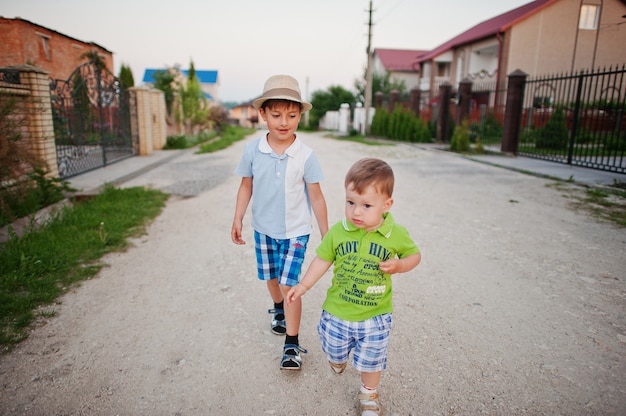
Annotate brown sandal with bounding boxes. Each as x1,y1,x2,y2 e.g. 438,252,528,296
358,392,382,415
329,361,347,374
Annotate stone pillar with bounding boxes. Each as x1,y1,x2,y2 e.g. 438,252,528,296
10,65,58,177
410,87,421,117
437,82,452,143
129,87,154,155
501,69,527,154
374,91,383,108
150,89,167,150
456,78,473,125
388,89,399,113
338,103,350,135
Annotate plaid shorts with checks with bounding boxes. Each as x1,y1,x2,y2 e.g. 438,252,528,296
317,310,393,373
254,231,309,287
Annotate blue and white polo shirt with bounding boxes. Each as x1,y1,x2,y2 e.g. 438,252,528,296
236,135,324,240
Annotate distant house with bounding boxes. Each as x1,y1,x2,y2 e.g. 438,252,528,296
142,68,220,103
416,0,626,97
0,17,114,80
372,48,426,92
228,100,257,128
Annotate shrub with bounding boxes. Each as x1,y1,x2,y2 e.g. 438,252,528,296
164,135,189,149
473,137,485,154
536,107,569,150
0,167,71,228
370,106,431,142
605,134,625,152
450,122,471,152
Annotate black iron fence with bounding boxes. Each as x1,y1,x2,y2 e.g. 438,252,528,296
519,65,625,173
407,65,626,173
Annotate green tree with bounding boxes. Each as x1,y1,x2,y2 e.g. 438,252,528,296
152,69,177,116
118,63,134,87
80,50,106,73
309,85,355,128
179,60,207,133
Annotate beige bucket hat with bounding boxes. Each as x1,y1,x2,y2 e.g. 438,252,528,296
252,75,312,112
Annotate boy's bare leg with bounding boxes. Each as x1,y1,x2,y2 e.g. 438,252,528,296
280,284,301,336
267,279,283,304
361,371,381,389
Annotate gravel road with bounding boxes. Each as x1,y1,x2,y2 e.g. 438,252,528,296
1,131,624,416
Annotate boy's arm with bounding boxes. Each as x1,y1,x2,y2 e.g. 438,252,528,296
286,256,332,305
306,182,329,237
231,177,253,245
378,252,421,275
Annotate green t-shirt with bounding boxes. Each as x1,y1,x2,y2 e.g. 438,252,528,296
317,212,420,322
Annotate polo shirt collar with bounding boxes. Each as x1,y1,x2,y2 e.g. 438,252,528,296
258,134,301,157
342,212,395,238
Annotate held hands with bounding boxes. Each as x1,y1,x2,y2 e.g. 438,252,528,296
286,283,308,305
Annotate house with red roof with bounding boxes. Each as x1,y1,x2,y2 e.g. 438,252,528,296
416,0,626,98
372,48,427,92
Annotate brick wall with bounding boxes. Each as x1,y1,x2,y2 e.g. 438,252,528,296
0,17,114,82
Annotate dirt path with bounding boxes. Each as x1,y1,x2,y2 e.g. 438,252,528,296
1,131,624,415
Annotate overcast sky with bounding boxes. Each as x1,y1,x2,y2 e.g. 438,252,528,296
3,0,531,103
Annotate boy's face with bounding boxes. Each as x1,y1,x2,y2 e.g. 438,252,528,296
259,102,302,143
345,182,393,232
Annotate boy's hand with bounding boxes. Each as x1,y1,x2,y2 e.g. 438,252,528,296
231,221,245,245
286,283,307,305
378,258,401,274
379,253,421,275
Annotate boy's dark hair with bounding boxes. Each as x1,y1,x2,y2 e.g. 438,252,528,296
261,99,303,113
345,158,394,197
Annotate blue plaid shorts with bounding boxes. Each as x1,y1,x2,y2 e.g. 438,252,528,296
317,310,393,373
254,231,309,287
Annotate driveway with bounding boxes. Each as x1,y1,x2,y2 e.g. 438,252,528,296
1,131,624,415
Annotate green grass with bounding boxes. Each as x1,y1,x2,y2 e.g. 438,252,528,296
0,185,168,351
196,125,254,153
325,133,395,146
548,182,626,227
163,130,218,150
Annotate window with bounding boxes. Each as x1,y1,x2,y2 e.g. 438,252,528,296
437,62,448,77
579,4,599,30
35,32,51,60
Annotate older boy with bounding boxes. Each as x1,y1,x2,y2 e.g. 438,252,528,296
231,75,328,370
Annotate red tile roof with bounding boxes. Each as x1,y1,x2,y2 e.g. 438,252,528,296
374,48,428,71
417,0,557,62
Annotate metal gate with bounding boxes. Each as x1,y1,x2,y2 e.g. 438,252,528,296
50,62,136,179
519,65,626,174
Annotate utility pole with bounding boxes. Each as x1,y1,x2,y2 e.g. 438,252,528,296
304,76,310,127
364,0,374,135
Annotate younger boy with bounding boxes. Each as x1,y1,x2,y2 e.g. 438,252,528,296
287,158,421,415
231,75,328,370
